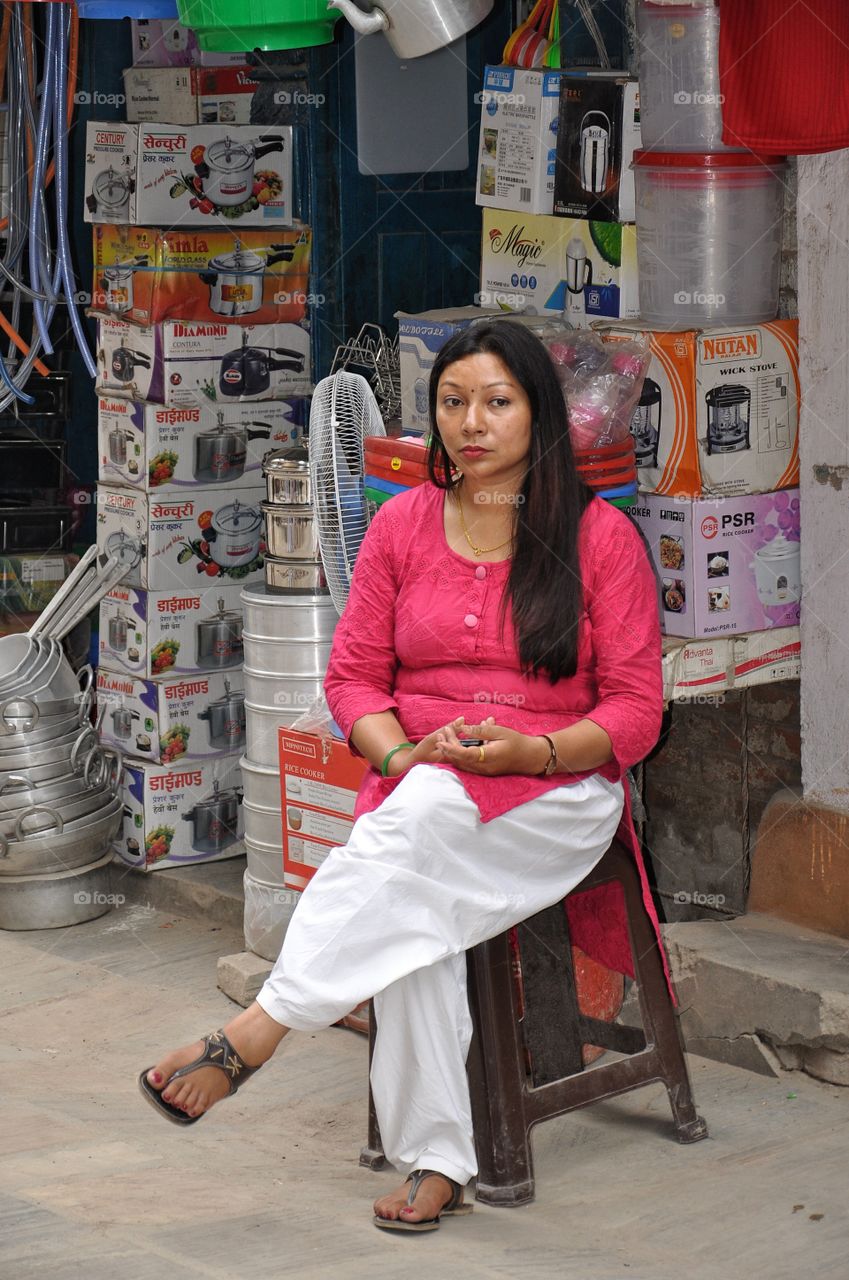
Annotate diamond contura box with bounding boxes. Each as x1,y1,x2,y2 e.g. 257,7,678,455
99,581,246,678
97,665,246,764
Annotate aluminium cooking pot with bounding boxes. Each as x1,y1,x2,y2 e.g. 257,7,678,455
261,503,319,561
328,0,493,59
193,421,272,484
206,499,263,569
87,167,134,218
199,243,296,317
219,344,305,398
195,135,285,208
109,346,151,384
182,779,243,853
195,597,244,670
198,679,246,749
262,445,310,505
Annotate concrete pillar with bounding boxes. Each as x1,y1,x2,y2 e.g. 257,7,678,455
797,152,849,811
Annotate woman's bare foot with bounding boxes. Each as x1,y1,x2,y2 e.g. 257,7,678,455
145,1002,288,1118
373,1173,460,1224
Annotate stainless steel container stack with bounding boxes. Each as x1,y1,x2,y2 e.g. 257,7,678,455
260,445,329,595
239,583,337,932
0,639,124,929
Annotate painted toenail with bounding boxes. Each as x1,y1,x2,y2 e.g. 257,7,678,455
150,1070,162,1083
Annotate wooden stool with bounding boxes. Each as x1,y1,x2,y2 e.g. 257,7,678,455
360,835,708,1205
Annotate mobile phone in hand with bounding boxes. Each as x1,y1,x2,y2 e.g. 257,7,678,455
458,737,485,747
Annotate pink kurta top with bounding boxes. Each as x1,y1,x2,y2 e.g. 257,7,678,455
324,483,669,986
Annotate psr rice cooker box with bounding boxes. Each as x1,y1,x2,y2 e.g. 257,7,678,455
99,582,245,678
97,395,305,491
627,489,801,639
96,484,266,591
97,666,246,765
116,752,245,872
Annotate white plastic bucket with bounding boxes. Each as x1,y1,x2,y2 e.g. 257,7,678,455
635,0,740,152
633,150,787,326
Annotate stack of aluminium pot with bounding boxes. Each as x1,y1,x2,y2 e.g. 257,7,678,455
239,568,336,959
0,635,123,930
260,445,327,594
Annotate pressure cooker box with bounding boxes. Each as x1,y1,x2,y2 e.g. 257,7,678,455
95,317,312,404
475,66,563,215
279,728,369,890
130,18,245,68
96,484,266,590
135,124,294,227
553,74,640,222
99,581,246,678
83,122,140,225
117,752,245,871
123,66,259,126
97,396,305,492
97,665,246,765
92,225,312,327
627,488,802,639
597,320,800,497
479,208,638,327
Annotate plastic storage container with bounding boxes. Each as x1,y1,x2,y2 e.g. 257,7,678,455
243,869,299,962
176,0,339,52
635,0,740,152
633,151,787,327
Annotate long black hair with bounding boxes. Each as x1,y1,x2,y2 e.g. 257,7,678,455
427,320,593,683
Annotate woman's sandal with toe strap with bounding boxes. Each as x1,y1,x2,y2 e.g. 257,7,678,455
373,1169,474,1233
138,1029,260,1126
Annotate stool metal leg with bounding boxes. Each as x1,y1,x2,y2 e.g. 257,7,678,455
466,927,536,1206
359,1004,386,1170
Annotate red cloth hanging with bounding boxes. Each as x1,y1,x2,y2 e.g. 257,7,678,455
719,0,849,154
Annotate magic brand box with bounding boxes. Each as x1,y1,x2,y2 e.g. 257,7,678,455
278,728,369,890
597,320,800,497
628,489,802,639
116,753,245,872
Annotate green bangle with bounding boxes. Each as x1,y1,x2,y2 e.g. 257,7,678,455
381,742,414,777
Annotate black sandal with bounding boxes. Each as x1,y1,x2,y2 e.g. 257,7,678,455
373,1169,474,1233
138,1029,260,1126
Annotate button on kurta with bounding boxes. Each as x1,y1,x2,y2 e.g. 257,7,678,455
464,614,478,628
475,566,487,580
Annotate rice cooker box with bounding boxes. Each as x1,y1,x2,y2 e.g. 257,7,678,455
134,124,294,228
99,581,245,678
96,484,266,591
130,17,245,68
475,66,562,215
97,666,246,765
479,208,638,326
84,122,139,225
97,396,305,492
279,728,369,891
196,67,261,125
95,317,311,405
553,74,640,222
123,66,259,126
396,306,503,433
117,753,245,872
627,488,801,639
597,320,800,498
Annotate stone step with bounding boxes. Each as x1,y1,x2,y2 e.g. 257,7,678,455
112,854,248,933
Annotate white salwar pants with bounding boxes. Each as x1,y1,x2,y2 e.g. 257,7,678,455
256,764,624,1187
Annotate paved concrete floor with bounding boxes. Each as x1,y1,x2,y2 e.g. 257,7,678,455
1,901,848,1280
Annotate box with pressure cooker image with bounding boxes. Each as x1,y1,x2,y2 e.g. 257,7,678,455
94,316,312,405
97,396,305,492
627,489,802,639
84,122,139,225
596,320,800,498
96,484,266,591
99,582,246,678
116,752,245,871
91,225,312,328
97,666,246,765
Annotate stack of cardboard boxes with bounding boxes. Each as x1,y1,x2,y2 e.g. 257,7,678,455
88,29,313,872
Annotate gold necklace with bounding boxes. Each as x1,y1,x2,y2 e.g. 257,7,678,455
456,488,515,558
